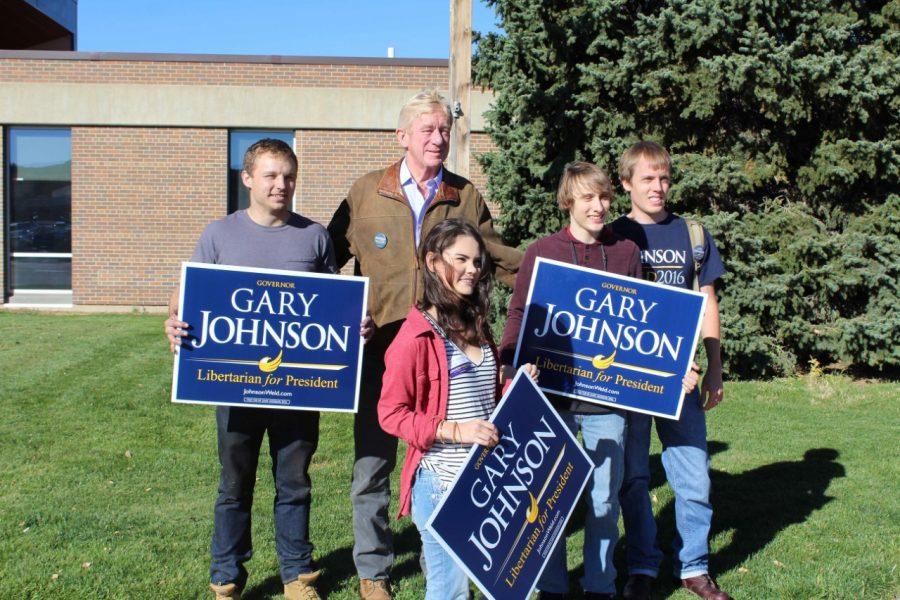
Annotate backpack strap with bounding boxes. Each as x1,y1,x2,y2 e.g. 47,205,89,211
685,219,705,291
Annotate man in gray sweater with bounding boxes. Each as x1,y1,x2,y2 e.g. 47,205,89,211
164,139,370,600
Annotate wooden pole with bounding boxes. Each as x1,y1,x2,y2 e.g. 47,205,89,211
449,0,472,177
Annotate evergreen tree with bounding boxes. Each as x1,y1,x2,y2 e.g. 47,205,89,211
475,0,899,376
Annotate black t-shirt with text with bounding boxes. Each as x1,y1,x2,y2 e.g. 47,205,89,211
610,213,725,290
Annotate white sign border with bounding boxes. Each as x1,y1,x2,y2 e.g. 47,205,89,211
170,261,369,414
512,257,708,421
424,368,595,600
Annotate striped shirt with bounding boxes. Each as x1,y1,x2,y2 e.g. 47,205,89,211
419,311,497,486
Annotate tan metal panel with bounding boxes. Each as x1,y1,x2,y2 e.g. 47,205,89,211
0,83,492,131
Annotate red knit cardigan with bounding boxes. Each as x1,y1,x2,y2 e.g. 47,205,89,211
377,306,503,518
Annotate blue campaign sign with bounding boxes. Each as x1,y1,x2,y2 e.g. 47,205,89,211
513,258,706,420
427,370,593,600
171,262,368,413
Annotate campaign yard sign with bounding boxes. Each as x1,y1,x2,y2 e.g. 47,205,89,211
427,369,593,600
513,258,706,420
171,262,368,413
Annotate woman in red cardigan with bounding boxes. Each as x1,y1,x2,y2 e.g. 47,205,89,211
378,219,537,600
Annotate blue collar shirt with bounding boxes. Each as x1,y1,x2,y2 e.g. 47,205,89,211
399,158,443,247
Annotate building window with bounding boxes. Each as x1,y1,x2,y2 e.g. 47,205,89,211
6,128,72,292
228,130,294,213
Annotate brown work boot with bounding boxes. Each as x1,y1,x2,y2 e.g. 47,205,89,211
209,582,242,600
359,578,392,600
284,570,323,600
681,574,732,600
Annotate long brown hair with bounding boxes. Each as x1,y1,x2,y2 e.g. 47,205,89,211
420,219,493,347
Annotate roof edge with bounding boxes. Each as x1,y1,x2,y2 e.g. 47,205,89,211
0,50,449,67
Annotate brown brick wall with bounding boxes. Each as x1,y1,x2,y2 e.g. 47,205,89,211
295,129,403,227
469,132,498,216
66,128,498,306
1,55,505,306
71,127,227,305
0,58,447,89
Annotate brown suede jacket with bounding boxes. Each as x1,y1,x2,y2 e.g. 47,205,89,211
328,159,522,350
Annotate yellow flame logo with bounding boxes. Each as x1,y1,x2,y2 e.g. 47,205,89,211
258,349,284,373
591,350,617,370
525,492,539,523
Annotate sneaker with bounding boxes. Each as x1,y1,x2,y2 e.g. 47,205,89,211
359,578,392,600
284,570,323,600
209,582,242,600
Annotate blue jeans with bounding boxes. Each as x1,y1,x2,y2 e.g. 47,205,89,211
411,467,470,600
210,406,319,587
620,390,711,579
538,411,626,595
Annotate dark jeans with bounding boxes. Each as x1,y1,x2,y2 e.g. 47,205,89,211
351,351,398,580
210,406,320,587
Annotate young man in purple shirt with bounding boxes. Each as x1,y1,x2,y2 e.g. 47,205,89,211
611,141,730,600
501,162,653,599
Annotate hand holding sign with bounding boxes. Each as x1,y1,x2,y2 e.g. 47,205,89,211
456,420,499,447
164,314,188,353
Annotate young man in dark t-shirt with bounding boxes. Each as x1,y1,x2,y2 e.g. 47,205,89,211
610,141,731,600
500,162,697,599
164,139,371,600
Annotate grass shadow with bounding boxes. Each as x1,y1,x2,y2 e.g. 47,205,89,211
706,446,844,575
242,520,422,599
242,575,282,600
380,520,425,583
616,441,845,598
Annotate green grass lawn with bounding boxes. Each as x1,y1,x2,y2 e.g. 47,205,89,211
0,312,897,599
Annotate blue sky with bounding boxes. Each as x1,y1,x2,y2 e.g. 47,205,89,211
77,0,502,58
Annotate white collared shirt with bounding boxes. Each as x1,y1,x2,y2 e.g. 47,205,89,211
399,158,443,246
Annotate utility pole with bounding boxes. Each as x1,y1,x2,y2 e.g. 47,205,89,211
448,0,471,177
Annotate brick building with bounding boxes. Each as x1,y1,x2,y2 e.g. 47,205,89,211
0,50,497,308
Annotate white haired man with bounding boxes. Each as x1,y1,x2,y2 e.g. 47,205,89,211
328,89,522,599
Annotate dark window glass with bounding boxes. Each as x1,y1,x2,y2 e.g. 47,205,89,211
8,129,71,253
10,256,71,290
228,131,294,213
7,128,72,291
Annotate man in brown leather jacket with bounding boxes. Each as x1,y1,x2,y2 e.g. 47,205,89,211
327,89,521,600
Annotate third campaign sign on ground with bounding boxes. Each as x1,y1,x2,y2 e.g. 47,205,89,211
513,258,706,419
427,370,593,600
